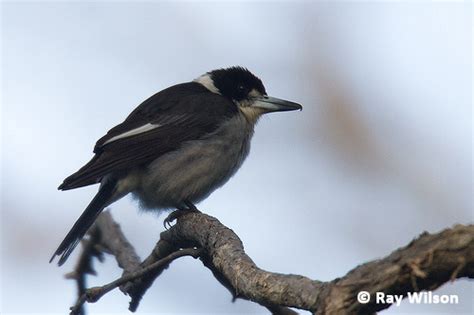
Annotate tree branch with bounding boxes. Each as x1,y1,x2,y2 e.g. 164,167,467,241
70,247,202,315
67,211,473,314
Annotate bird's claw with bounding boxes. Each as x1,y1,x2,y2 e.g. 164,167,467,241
163,205,200,230
163,211,182,229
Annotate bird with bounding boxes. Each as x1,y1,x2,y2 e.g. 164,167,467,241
50,66,302,266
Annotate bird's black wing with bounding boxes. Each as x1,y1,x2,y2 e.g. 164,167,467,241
59,82,237,190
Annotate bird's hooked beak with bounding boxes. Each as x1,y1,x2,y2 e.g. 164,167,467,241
251,95,303,112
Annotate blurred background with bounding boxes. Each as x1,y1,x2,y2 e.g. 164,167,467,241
1,1,472,314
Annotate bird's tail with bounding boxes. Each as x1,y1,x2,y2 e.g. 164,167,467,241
50,179,117,266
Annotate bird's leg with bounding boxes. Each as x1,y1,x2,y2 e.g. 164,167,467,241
184,200,200,212
163,200,200,229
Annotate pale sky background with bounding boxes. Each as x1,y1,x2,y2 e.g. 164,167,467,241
1,1,472,314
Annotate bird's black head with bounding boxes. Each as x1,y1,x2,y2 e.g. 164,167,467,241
208,66,267,102
194,66,302,121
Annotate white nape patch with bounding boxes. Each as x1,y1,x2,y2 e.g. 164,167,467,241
193,73,221,94
103,123,161,145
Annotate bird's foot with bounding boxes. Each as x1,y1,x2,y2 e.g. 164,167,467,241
163,201,200,229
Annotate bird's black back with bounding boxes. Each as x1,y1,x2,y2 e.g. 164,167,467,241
59,82,238,190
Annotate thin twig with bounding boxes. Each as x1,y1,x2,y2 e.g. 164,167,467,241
123,238,178,311
65,225,104,315
69,247,202,315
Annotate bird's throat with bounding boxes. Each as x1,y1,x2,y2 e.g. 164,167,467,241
239,106,264,124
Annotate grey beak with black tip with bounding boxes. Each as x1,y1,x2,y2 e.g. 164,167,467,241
251,95,303,112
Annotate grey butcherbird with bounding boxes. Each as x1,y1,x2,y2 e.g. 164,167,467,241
51,66,302,266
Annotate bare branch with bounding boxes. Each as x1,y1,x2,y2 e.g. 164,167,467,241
94,211,141,274
69,247,201,315
67,211,473,314
122,237,179,311
64,225,104,315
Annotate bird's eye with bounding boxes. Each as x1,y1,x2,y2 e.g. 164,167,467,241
238,85,246,91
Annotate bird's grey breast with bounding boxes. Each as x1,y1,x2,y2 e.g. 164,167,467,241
134,113,254,209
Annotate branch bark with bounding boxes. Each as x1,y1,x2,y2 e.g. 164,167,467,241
68,211,473,314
